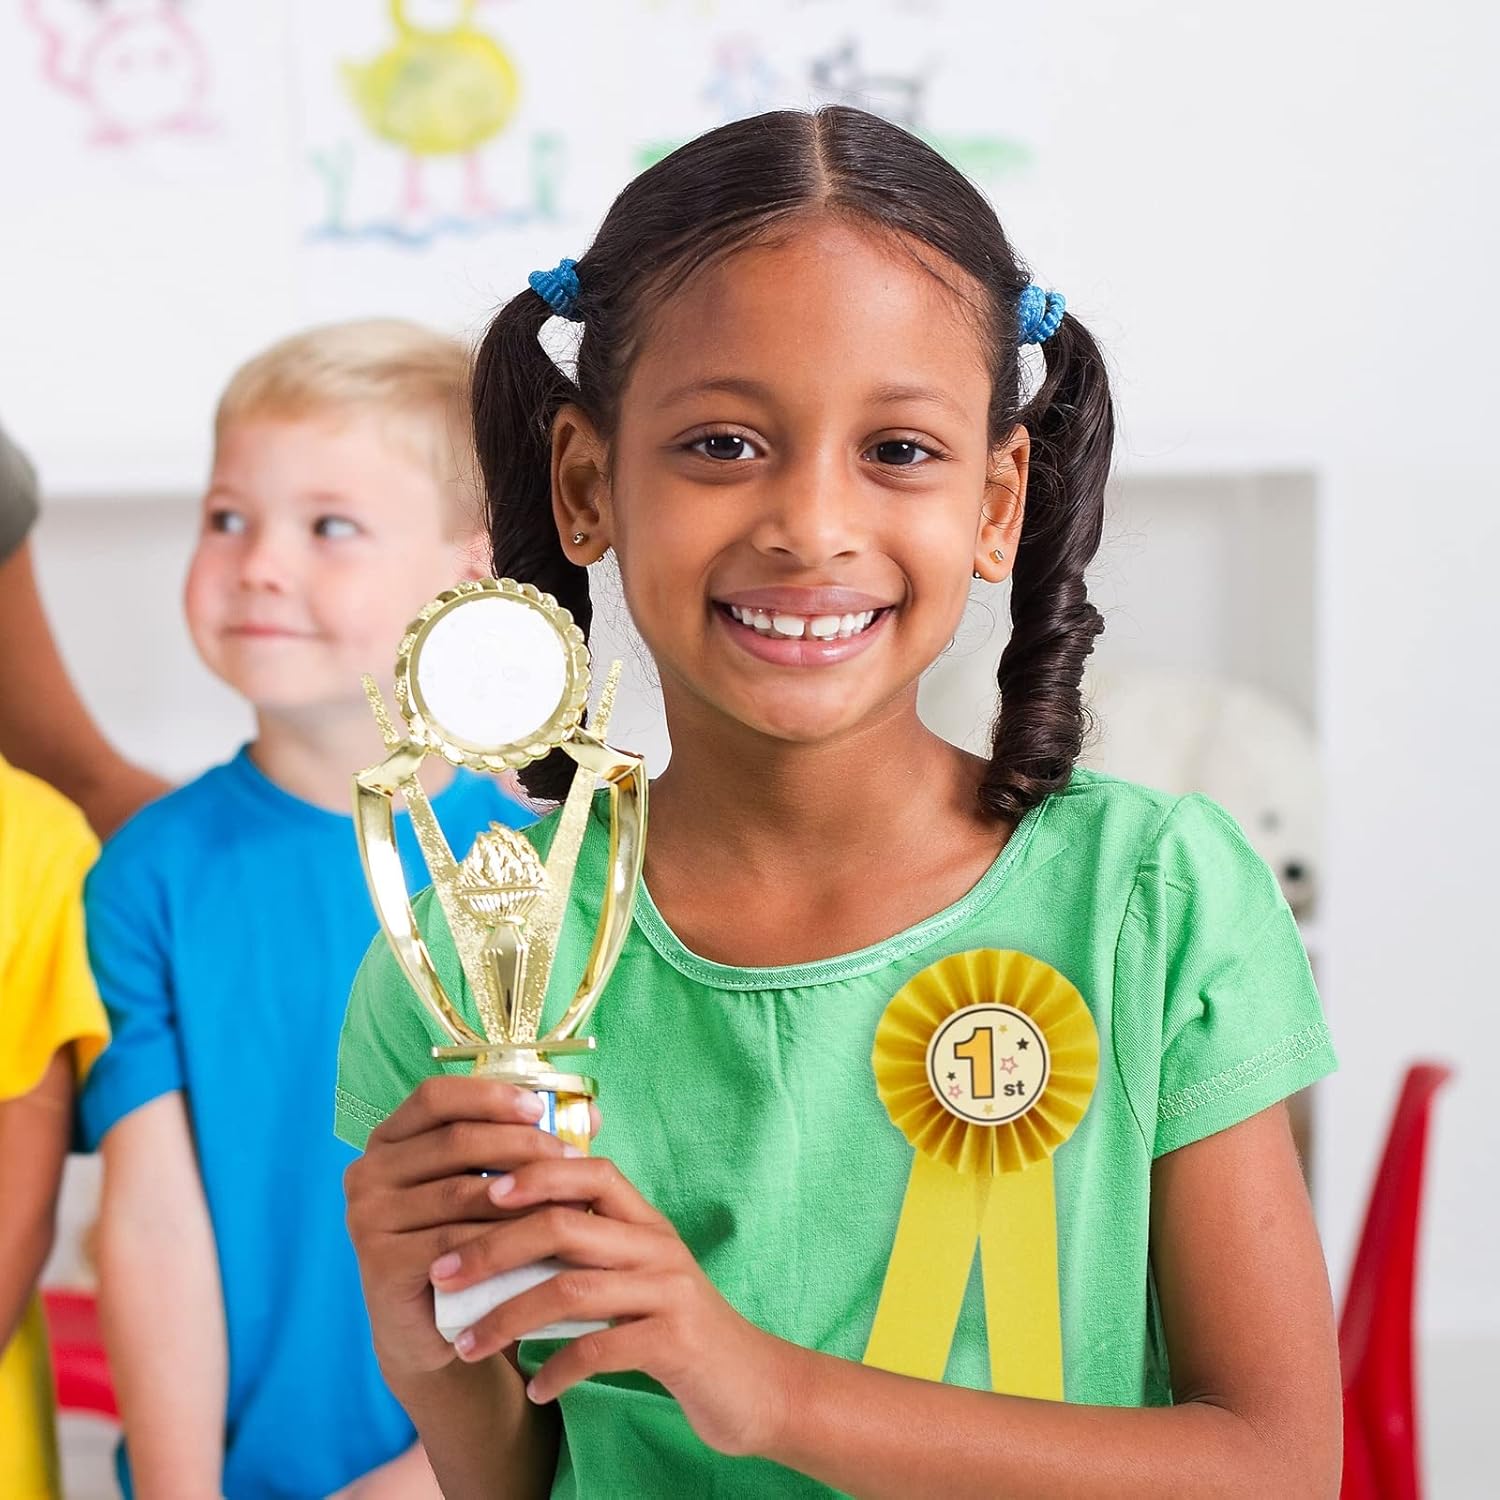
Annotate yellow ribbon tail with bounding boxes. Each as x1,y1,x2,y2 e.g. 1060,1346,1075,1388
864,1154,1064,1400
865,1153,983,1381
979,1159,1063,1400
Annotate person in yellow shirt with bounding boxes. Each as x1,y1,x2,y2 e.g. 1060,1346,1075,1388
0,753,109,1500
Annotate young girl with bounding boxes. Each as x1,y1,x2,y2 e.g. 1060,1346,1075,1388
336,106,1341,1498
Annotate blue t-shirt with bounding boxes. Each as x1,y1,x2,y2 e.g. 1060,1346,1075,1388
79,746,532,1500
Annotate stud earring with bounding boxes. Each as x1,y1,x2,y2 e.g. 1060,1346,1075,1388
972,569,983,580
571,532,587,546
992,548,1005,562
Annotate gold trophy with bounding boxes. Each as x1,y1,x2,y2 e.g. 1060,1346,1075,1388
353,577,647,1342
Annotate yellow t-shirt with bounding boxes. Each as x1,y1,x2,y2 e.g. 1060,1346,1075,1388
0,756,108,1500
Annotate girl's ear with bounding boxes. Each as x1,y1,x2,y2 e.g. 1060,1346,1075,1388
975,427,1029,581
551,403,612,566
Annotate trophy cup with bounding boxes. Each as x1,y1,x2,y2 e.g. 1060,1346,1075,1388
353,577,647,1342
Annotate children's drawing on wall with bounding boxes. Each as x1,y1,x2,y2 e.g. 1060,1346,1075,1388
20,0,215,147
302,1,566,250
634,2,1037,186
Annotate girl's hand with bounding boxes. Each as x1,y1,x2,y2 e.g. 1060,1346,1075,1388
430,1156,791,1458
343,1077,589,1385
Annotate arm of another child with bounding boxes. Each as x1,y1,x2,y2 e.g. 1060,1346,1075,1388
0,1051,73,1348
327,1440,442,1500
0,540,168,840
98,1092,229,1495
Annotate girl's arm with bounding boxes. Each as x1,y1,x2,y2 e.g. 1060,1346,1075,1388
0,1050,73,1348
98,1091,228,1495
444,1101,1343,1500
760,1102,1342,1498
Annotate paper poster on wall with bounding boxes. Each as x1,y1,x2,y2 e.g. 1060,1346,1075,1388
20,0,218,147
630,0,1038,188
297,1,574,251
292,0,1045,334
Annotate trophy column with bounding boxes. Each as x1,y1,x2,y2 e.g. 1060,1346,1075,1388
353,578,647,1343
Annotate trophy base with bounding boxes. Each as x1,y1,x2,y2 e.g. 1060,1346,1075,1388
434,1261,608,1343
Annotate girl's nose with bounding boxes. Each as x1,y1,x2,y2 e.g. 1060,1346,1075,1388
750,450,863,568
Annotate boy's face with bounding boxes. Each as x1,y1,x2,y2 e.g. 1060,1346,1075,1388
186,410,479,717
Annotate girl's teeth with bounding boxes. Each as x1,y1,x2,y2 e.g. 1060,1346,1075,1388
728,605,880,640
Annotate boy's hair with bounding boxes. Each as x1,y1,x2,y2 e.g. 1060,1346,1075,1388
216,319,478,529
472,107,1114,819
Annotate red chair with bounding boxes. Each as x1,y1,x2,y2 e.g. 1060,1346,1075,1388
1338,1063,1453,1500
40,1287,118,1420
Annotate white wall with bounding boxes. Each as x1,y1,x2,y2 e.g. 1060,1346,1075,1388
1026,0,1500,1344
17,2,1500,1353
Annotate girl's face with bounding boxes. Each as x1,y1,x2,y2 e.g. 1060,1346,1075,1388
557,217,1024,749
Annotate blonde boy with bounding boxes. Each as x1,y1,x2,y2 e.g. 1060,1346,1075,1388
78,322,529,1499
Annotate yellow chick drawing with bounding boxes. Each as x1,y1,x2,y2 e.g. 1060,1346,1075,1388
344,0,520,218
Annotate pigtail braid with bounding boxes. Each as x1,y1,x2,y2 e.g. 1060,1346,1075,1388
472,286,593,801
980,312,1114,821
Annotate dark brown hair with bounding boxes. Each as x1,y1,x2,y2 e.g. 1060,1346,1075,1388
473,106,1112,816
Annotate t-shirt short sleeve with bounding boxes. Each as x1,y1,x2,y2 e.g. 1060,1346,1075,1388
0,423,40,564
76,831,186,1147
0,760,108,1100
335,888,465,1150
1114,793,1336,1158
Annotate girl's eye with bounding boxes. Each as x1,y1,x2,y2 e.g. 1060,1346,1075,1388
207,508,246,535
867,439,936,467
690,433,761,462
314,515,360,539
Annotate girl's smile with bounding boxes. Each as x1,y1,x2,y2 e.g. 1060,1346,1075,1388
715,587,892,666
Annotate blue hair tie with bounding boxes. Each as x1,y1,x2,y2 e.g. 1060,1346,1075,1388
1018,284,1066,346
528,257,582,320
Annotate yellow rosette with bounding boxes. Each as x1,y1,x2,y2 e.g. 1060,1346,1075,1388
864,949,1098,1399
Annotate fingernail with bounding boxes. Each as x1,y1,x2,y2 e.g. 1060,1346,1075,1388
526,1378,543,1402
562,1144,584,1158
455,1328,477,1357
430,1253,461,1280
520,1092,545,1120
487,1174,515,1200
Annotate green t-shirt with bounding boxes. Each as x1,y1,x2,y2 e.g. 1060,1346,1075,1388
335,768,1335,1498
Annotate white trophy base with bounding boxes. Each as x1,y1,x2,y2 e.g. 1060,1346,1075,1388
434,1259,608,1343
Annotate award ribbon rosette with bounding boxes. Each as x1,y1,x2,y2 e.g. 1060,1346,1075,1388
864,949,1098,1399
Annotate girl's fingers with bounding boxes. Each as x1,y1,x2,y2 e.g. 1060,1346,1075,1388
371,1076,547,1145
364,1169,542,1233
489,1155,665,1227
452,1270,668,1364
387,1119,576,1188
523,1320,668,1404
371,1220,501,1288
430,1204,661,1292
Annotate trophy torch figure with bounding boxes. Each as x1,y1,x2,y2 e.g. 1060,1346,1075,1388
353,577,646,1342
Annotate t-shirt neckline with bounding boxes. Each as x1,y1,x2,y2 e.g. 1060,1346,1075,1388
631,794,1051,992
